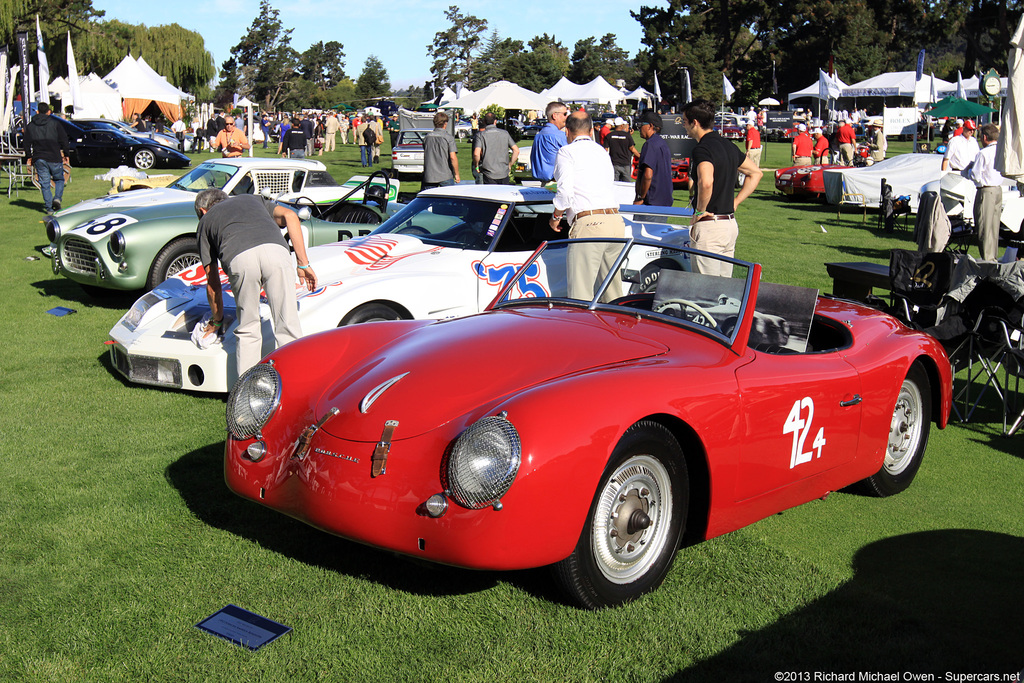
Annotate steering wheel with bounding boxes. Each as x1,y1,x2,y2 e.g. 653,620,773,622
654,298,718,329
321,169,392,215
397,225,429,236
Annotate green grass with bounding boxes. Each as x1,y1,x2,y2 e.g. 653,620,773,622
1,137,1022,682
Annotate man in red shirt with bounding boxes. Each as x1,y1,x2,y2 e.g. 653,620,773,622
837,119,857,165
744,120,762,167
812,128,830,164
792,124,814,166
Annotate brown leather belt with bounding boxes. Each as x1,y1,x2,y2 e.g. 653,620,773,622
573,208,618,222
696,213,735,223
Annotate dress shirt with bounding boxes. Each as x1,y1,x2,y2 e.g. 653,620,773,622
965,143,1002,187
530,123,567,182
944,134,980,171
552,135,615,223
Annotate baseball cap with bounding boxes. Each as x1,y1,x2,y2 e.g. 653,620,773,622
797,123,807,131
637,110,661,127
963,119,977,130
812,127,822,135
614,117,626,126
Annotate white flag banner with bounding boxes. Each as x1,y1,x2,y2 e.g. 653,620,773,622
930,72,937,104
723,74,736,100
67,32,80,116
36,16,49,104
653,71,662,102
3,65,20,131
684,69,692,103
818,69,841,100
956,70,965,99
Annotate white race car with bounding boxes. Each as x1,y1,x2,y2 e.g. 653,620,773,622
108,184,693,393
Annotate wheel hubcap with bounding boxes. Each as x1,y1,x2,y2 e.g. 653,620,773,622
166,254,201,278
592,455,672,584
886,380,922,474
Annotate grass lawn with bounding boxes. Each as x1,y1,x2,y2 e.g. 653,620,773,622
1,136,1021,682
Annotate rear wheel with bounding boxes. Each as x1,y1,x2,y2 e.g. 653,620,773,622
858,363,931,497
553,421,687,609
133,149,156,170
148,237,201,289
339,302,403,326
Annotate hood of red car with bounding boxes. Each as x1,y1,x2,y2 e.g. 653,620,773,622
314,307,669,441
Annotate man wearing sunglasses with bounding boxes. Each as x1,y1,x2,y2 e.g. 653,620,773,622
211,117,251,158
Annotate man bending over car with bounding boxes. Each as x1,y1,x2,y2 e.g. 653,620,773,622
194,190,318,375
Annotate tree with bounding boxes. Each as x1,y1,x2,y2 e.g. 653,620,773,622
354,55,390,102
300,40,346,91
569,34,631,84
474,30,509,87
225,0,299,112
2,0,103,47
426,5,488,89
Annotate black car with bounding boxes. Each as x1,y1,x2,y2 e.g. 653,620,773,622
522,118,548,139
55,118,190,170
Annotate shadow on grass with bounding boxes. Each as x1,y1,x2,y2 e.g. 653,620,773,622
668,530,1024,678
164,444,565,602
32,278,139,310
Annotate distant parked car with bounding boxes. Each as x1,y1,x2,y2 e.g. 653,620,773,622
55,118,190,170
775,163,849,198
455,118,473,140
74,118,181,150
822,154,944,210
713,113,745,139
391,129,429,179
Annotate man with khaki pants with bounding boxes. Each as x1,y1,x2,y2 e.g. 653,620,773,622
549,111,624,303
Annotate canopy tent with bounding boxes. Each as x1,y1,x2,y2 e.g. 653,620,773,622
540,76,585,102
104,55,183,122
48,73,121,119
843,71,954,101
574,76,624,105
434,86,458,106
937,75,1008,99
137,56,192,100
758,97,781,106
446,80,547,115
925,96,997,119
622,86,654,102
788,75,850,101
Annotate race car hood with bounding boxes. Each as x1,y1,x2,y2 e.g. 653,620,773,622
60,187,188,215
314,308,670,441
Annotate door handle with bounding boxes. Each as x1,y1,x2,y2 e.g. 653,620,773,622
840,394,862,407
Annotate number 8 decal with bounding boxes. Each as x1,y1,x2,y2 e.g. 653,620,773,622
784,397,826,469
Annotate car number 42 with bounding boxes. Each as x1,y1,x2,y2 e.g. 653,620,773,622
783,397,826,469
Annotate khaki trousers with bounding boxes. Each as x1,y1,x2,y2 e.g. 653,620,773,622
691,217,739,277
226,243,303,374
975,185,1002,261
567,214,625,302
746,148,762,167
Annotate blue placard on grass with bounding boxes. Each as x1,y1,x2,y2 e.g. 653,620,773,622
195,604,291,651
47,306,76,316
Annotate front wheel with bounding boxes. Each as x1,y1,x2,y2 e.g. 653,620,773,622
553,421,687,609
339,302,403,326
148,237,201,289
133,149,156,170
857,362,931,497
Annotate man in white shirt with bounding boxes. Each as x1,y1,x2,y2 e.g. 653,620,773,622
964,122,1002,260
942,120,980,171
549,111,624,302
170,117,187,153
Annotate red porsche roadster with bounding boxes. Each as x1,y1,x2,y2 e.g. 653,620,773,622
223,239,952,609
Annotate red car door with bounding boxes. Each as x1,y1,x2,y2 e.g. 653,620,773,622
732,352,864,501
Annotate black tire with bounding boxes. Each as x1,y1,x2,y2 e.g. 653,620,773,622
133,149,156,170
858,362,931,497
553,420,687,609
340,302,403,326
147,237,201,290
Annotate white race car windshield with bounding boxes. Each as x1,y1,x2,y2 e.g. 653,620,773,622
169,163,237,193
370,196,509,250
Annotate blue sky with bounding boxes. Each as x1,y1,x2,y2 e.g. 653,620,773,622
90,0,666,90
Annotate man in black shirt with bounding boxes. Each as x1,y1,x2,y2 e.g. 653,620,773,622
24,102,70,215
279,117,308,158
682,99,762,276
603,117,639,182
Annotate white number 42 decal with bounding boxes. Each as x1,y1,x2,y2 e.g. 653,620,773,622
784,397,826,469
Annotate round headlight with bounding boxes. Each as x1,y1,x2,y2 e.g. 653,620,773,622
446,415,521,509
45,217,60,243
110,230,126,258
226,363,281,439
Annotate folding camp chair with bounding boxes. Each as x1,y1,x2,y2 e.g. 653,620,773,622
878,179,910,233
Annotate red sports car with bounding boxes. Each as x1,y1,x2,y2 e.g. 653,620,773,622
632,156,690,186
223,240,952,609
775,163,848,197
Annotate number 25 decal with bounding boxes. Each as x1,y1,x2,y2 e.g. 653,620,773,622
783,397,826,469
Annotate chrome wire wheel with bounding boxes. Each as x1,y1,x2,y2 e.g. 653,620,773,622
886,377,924,476
134,149,156,169
590,454,673,584
166,253,202,278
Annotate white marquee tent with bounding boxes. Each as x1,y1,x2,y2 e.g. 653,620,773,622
48,73,121,119
540,76,624,105
788,75,851,102
446,80,547,115
936,74,1008,98
104,55,183,122
843,71,955,102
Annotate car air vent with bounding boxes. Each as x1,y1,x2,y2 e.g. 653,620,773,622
62,237,98,275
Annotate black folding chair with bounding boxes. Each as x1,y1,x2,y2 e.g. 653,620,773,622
878,178,910,233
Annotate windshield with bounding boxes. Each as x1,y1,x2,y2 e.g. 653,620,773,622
494,239,754,346
169,163,238,193
370,196,507,250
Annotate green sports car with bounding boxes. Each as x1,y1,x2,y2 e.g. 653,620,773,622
49,171,399,293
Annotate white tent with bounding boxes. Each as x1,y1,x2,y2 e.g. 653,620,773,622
104,55,183,121
77,73,122,119
622,86,654,102
789,75,850,101
541,76,585,102
137,56,193,100
436,86,458,105
843,71,955,102
936,75,1008,98
446,80,547,115
574,76,624,105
